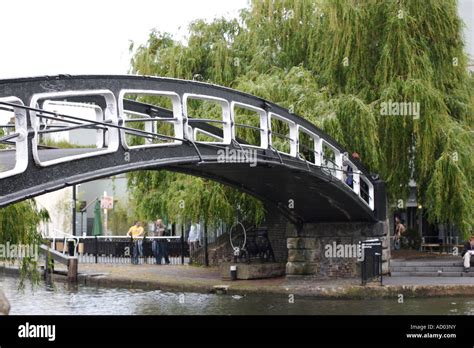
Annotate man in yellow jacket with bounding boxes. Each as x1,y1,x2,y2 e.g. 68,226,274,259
127,221,144,264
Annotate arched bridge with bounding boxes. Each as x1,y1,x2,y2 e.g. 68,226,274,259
0,75,386,225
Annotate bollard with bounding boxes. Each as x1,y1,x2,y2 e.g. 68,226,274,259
230,265,237,281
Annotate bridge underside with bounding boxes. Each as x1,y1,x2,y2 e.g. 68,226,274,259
0,142,384,224
166,161,377,223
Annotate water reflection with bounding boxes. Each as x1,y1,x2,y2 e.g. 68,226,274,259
1,276,473,315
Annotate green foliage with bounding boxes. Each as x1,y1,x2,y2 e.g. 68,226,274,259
329,95,380,171
108,201,135,235
425,121,474,233
0,127,5,150
130,19,242,85
38,139,92,149
128,170,265,228
235,66,330,126
129,0,473,238
0,201,45,248
0,200,50,287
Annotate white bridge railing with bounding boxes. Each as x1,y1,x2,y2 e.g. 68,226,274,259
0,86,374,210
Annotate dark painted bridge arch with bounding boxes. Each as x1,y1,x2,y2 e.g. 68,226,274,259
0,75,386,224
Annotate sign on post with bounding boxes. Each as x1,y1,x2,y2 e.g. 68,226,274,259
100,196,114,209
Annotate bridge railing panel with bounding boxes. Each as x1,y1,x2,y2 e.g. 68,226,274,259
42,100,107,148
118,90,183,149
268,112,297,156
183,94,231,144
0,97,28,179
343,159,362,196
29,90,119,167
359,175,375,210
321,140,343,181
230,102,268,149
296,125,321,165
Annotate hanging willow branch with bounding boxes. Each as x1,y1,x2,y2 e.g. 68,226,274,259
128,0,473,237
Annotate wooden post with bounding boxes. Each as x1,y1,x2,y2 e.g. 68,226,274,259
67,258,78,282
39,245,77,283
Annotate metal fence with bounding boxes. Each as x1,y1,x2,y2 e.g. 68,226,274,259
45,235,190,265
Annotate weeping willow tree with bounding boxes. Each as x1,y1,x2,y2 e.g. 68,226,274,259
130,0,473,238
310,0,473,234
0,200,49,286
1,124,50,285
128,170,265,228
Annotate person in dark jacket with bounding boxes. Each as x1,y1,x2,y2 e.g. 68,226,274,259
461,236,474,273
154,219,170,265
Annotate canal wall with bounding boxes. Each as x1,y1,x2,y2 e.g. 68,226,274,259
192,203,391,280
286,221,391,278
265,204,391,279
0,288,10,315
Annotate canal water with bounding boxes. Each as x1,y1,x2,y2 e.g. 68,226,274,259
1,275,473,315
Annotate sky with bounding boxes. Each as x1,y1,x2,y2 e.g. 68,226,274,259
0,0,472,79
459,0,474,62
0,0,248,79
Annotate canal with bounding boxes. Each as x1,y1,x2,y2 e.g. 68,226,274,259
1,275,473,315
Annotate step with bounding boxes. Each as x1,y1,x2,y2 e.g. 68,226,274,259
391,266,465,272
391,271,474,277
390,260,463,267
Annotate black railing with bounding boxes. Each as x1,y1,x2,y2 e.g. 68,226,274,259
45,236,189,265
